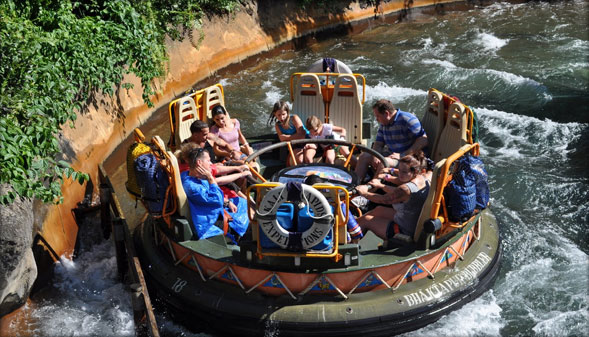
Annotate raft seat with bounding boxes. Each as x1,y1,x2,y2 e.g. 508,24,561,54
166,149,197,241
204,84,227,121
292,74,325,126
328,74,362,144
413,158,447,244
421,89,445,157
432,102,468,162
176,95,199,145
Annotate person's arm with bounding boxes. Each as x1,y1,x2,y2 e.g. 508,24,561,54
292,115,308,139
215,170,251,186
275,123,293,142
235,119,248,148
402,134,428,157
355,184,410,205
215,164,248,175
372,140,385,153
184,176,224,207
332,125,347,138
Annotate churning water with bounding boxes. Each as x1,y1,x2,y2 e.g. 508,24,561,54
13,1,588,336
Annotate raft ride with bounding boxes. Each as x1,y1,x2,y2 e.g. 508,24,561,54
130,60,502,336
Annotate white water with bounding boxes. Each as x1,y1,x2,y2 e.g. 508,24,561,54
20,1,589,336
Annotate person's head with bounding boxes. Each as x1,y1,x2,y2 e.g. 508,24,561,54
397,151,427,183
188,147,212,172
211,105,229,128
179,142,199,163
302,174,325,186
306,116,323,136
268,101,290,125
189,120,209,143
372,99,396,125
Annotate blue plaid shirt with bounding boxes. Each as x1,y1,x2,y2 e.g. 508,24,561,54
375,109,425,154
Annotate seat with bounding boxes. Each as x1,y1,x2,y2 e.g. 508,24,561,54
204,85,226,121
175,95,199,145
292,74,325,125
328,74,363,144
167,150,189,218
412,159,446,243
432,102,468,162
421,89,445,157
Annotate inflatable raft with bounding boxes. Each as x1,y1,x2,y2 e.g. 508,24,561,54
131,60,502,336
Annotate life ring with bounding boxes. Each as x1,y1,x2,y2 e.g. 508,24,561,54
306,58,353,74
257,184,334,250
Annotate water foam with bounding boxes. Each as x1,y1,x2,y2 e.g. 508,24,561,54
475,107,585,160
421,59,457,69
364,82,426,103
218,78,231,87
25,240,134,336
402,291,504,337
474,31,508,52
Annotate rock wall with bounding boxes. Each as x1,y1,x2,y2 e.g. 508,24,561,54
0,0,465,318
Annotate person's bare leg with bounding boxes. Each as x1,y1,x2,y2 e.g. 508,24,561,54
356,206,396,240
303,144,317,163
325,149,336,164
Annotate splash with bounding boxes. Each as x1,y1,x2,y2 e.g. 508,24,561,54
365,82,426,103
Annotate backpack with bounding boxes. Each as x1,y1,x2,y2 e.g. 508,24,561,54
126,142,173,215
445,154,490,222
125,142,153,198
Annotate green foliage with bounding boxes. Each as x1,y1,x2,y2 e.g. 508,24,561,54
0,0,239,204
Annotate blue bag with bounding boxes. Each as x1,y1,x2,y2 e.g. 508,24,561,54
134,153,171,214
446,156,477,222
466,155,490,210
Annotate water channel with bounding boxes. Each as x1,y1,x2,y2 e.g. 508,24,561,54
9,1,588,336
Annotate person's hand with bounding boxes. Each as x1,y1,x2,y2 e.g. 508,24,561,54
368,179,384,190
388,152,401,160
355,184,370,196
241,170,252,178
228,200,237,213
196,164,214,182
239,164,249,172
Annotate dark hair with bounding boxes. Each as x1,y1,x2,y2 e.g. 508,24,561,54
211,105,227,117
372,99,395,115
302,174,324,185
189,119,208,134
267,101,290,126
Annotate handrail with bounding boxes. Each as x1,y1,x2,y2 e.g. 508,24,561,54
245,139,388,173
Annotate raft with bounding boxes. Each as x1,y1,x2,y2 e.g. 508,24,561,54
131,59,502,336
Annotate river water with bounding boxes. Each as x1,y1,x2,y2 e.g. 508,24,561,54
9,1,588,336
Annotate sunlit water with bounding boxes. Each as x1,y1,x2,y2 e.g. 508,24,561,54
15,1,588,336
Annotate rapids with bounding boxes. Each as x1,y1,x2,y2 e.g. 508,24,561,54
13,1,588,336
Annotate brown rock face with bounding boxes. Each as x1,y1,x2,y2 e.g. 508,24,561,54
0,184,37,317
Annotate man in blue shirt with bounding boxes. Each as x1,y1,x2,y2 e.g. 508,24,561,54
181,148,249,240
355,99,427,182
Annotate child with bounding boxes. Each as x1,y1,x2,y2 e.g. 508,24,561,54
305,115,351,165
267,101,310,166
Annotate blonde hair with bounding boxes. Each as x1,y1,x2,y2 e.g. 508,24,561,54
179,142,199,163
